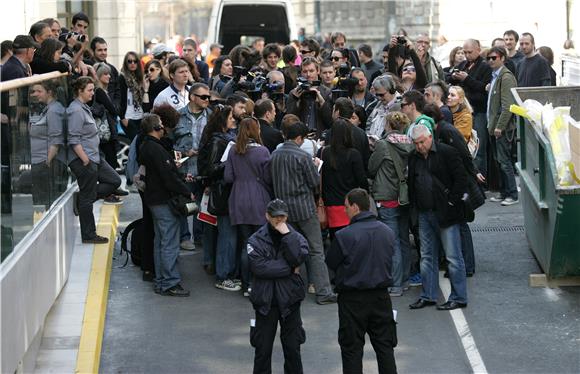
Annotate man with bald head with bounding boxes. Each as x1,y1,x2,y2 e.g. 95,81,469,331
266,70,288,129
448,38,491,178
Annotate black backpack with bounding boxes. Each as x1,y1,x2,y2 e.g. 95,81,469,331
120,218,144,267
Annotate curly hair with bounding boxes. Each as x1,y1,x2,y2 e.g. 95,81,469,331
386,111,411,132
151,103,181,129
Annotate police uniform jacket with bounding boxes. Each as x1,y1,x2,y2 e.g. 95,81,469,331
326,211,395,292
247,224,309,317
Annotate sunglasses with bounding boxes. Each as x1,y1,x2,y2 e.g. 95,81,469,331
148,67,158,72
194,94,211,101
330,57,342,61
402,66,416,72
300,49,312,54
486,55,499,61
375,92,387,97
127,59,138,64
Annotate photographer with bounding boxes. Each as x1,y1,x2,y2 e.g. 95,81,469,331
139,113,193,297
265,70,288,129
287,57,333,138
388,35,427,92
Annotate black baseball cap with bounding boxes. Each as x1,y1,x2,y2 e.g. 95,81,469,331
267,199,289,217
13,35,40,49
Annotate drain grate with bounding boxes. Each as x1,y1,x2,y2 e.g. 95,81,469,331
470,225,525,233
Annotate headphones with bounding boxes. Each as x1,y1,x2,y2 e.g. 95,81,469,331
385,76,397,95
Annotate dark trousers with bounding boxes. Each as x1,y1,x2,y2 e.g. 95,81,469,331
69,158,121,239
138,190,155,273
99,140,118,170
125,119,141,141
252,305,305,374
338,290,398,374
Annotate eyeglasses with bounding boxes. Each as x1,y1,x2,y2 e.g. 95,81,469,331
330,57,342,61
375,92,387,97
148,67,157,72
127,59,138,64
486,55,499,61
194,94,211,101
402,66,416,72
300,49,312,54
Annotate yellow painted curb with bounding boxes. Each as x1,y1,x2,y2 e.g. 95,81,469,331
75,204,120,374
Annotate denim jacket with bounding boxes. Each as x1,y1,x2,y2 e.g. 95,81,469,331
174,106,212,176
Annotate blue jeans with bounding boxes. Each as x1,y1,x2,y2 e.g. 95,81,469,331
418,211,467,304
149,204,182,291
473,112,489,177
459,223,475,274
377,206,410,292
493,133,518,200
216,215,237,281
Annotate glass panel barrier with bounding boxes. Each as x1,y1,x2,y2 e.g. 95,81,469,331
1,73,72,261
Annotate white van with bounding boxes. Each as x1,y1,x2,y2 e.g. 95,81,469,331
206,0,297,53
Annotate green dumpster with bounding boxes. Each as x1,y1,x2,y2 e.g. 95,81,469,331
512,86,580,279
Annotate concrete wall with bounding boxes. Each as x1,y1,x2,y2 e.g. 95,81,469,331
0,188,77,374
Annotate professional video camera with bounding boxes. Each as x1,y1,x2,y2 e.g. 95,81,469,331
296,77,321,99
263,81,285,102
331,63,358,101
231,66,269,100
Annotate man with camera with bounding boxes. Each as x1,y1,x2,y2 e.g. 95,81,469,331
139,113,195,297
265,70,288,129
287,57,333,138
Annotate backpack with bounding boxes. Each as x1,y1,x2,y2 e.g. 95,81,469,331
120,218,144,267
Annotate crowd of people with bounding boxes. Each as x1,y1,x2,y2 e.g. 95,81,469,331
1,11,569,373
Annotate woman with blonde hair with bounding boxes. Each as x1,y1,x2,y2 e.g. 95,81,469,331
92,62,119,168
447,85,473,143
224,116,272,295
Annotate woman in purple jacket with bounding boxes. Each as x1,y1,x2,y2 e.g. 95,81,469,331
224,117,272,295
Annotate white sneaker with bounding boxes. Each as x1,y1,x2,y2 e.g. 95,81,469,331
215,279,241,292
501,197,519,206
489,195,504,202
307,284,316,294
180,240,195,251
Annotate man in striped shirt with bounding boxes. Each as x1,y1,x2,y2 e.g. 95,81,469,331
270,121,337,305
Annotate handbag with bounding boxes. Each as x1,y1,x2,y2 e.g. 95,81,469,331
384,140,409,206
466,174,485,210
208,181,231,216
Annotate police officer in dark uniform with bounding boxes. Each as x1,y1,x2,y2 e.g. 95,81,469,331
326,188,398,374
247,199,310,374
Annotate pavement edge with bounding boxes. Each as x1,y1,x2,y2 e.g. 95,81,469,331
75,204,120,374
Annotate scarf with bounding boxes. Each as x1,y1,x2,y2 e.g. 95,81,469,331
124,72,143,109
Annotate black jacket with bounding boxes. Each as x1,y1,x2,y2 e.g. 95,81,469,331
259,118,284,153
139,135,190,206
197,131,233,184
30,55,70,75
142,78,169,113
449,57,492,114
326,211,394,292
408,141,468,228
321,147,368,206
435,120,477,177
248,224,309,317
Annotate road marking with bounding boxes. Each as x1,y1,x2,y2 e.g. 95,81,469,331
439,272,488,374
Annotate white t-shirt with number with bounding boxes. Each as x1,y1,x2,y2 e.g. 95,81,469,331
153,84,190,110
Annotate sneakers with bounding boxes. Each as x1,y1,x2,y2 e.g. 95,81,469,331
155,284,190,297
489,195,505,202
307,284,316,294
103,195,123,205
389,287,403,297
215,279,241,292
233,279,242,286
409,273,422,287
316,293,337,305
82,235,109,244
501,197,519,206
180,240,195,251
113,188,129,196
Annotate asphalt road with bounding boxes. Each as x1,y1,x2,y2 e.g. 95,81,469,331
100,192,580,374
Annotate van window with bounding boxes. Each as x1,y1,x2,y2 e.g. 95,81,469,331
219,4,290,53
